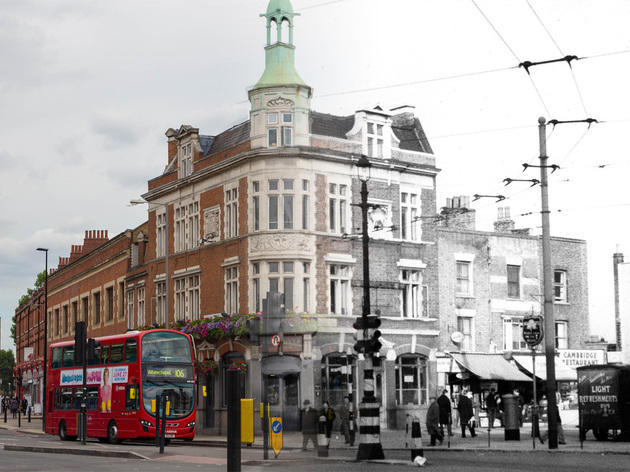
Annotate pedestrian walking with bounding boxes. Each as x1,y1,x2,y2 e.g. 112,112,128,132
458,390,477,438
437,389,453,436
11,397,18,419
426,396,443,446
540,404,566,445
320,401,336,443
347,409,356,446
338,396,352,444
485,388,498,429
301,399,318,450
452,393,460,428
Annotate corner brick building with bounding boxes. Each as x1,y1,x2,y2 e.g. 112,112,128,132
14,0,591,431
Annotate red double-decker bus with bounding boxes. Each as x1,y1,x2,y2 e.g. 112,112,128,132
45,329,196,443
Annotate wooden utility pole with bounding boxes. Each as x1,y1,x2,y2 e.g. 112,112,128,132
539,116,558,449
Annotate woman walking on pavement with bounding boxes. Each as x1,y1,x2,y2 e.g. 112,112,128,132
320,401,336,445
426,396,443,446
437,389,453,436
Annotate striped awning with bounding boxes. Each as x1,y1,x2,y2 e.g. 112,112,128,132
449,353,531,382
512,354,577,382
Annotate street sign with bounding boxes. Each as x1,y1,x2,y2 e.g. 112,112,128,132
271,334,281,347
270,417,283,457
522,315,544,347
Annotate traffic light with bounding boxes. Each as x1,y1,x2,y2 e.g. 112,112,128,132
74,321,87,365
353,315,382,354
87,338,101,363
262,291,285,335
246,317,261,345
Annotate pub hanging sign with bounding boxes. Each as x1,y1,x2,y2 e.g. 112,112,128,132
522,315,544,347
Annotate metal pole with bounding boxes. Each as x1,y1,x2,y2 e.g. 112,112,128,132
531,348,537,450
81,335,87,445
227,370,241,472
539,116,558,449
356,178,384,461
42,250,48,432
164,203,169,329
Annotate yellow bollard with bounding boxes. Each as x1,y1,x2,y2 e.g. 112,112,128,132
241,399,254,445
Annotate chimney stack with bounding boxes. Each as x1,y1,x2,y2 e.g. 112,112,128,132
493,207,516,233
439,196,476,230
83,229,109,254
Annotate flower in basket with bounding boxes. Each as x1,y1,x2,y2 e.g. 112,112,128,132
228,359,248,373
195,359,217,376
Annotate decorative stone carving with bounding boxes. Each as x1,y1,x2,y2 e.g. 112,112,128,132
250,233,312,253
267,97,295,107
368,204,393,240
203,206,221,242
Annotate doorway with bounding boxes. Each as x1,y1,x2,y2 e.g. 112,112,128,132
264,374,300,431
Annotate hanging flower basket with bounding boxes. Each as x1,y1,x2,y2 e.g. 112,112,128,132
195,359,217,376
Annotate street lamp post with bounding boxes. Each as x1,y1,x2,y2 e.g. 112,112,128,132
36,247,48,432
130,199,170,328
354,155,385,460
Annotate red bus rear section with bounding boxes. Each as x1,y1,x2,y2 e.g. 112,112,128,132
45,329,196,443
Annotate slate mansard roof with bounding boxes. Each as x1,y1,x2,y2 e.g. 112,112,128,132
199,110,433,158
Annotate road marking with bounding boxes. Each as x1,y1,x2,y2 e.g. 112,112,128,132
154,455,227,465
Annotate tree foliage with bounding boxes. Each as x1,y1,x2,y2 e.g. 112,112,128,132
12,270,47,343
0,349,16,394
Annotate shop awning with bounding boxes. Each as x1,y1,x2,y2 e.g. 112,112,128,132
449,353,531,382
512,354,576,382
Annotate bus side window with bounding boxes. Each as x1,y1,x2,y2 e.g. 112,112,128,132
110,343,124,364
51,347,62,369
101,345,110,365
73,388,83,410
62,346,75,368
125,385,139,410
54,388,61,410
125,339,137,363
61,388,73,410
88,346,101,366
86,387,99,411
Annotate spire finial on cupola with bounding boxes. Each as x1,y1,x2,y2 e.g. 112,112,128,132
253,0,309,90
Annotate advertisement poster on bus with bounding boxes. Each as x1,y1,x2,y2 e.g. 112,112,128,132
60,366,128,386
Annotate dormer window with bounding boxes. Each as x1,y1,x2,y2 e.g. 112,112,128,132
179,143,193,177
267,111,293,148
367,122,384,158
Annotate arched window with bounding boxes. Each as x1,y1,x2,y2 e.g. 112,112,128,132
280,18,290,44
320,353,356,406
395,354,428,406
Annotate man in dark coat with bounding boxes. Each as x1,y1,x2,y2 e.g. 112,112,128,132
485,388,498,429
437,389,453,436
458,391,477,438
426,397,443,446
301,399,318,450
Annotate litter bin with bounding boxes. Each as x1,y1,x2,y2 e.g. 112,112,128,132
502,394,520,440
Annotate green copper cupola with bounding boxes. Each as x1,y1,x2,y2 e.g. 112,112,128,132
249,0,312,149
253,0,308,89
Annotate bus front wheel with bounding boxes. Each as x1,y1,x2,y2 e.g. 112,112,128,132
107,420,121,444
58,421,75,441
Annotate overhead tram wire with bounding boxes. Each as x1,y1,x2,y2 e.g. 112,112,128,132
314,65,518,99
301,0,349,10
470,0,551,116
525,0,589,115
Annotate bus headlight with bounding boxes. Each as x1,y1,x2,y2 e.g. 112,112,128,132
140,419,154,432
186,421,195,428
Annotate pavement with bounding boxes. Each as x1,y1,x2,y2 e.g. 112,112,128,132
1,414,629,465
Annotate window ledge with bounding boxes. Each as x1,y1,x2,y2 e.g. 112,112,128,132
382,316,438,322
455,294,474,299
554,301,570,305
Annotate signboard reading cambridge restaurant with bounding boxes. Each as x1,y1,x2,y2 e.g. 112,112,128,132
558,349,606,369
